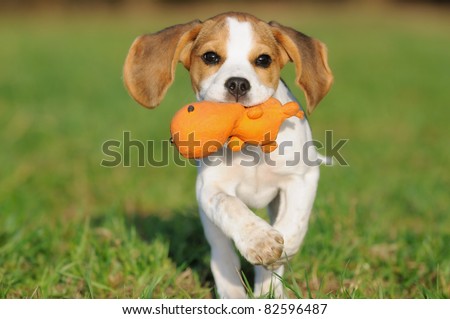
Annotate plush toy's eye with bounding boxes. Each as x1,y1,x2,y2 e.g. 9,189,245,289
187,105,195,112
255,54,272,68
202,52,221,65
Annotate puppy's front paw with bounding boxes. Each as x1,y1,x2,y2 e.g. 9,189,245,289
237,223,284,268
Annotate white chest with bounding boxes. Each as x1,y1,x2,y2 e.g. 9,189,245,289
196,82,317,209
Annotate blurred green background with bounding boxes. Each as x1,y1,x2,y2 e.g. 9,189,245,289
0,0,449,298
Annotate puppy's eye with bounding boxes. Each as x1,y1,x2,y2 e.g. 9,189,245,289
255,54,272,68
202,52,221,65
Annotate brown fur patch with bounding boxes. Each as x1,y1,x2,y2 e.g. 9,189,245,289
270,21,333,114
188,18,229,94
123,20,202,108
248,20,285,91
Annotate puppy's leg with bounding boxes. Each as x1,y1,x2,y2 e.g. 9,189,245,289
254,265,285,298
254,166,320,297
273,167,320,264
253,194,285,298
203,192,284,267
199,209,246,298
199,189,284,297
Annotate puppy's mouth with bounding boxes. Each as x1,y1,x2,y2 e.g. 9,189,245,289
198,90,272,108
236,97,254,108
221,95,267,108
238,99,271,109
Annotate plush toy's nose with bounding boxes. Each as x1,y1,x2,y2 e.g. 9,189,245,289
225,77,251,102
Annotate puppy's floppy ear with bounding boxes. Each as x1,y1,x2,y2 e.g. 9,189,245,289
123,20,202,108
270,21,333,114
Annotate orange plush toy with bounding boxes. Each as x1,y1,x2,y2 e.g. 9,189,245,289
170,97,304,159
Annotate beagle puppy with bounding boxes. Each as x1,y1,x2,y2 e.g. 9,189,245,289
124,12,333,298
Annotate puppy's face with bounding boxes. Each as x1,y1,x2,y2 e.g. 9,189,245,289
124,12,333,114
188,15,286,106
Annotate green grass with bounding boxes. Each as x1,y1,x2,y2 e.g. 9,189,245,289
0,4,449,298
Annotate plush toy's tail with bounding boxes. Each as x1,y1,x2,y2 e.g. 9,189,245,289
283,101,304,119
296,110,304,119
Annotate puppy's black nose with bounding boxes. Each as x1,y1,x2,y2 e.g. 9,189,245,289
225,77,251,101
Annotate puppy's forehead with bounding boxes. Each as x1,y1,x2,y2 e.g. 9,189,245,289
195,13,277,55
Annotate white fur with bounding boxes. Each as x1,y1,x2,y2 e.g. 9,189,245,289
197,18,275,106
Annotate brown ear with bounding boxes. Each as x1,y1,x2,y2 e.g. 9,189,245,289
123,20,202,108
270,21,333,114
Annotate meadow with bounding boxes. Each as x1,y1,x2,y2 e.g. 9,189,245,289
0,4,449,298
